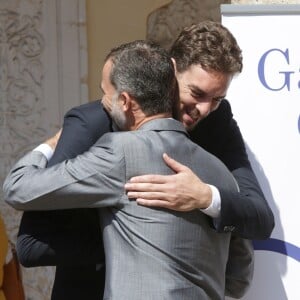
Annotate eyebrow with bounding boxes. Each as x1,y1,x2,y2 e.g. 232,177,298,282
188,84,204,97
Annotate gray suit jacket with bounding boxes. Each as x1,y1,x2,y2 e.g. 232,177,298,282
4,118,239,299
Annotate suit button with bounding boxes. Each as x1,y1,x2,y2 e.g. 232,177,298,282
224,225,235,232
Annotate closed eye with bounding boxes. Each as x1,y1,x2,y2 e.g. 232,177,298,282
212,97,225,103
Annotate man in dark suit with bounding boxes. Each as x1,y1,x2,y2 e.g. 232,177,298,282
16,21,273,299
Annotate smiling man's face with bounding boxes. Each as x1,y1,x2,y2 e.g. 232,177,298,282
176,64,232,131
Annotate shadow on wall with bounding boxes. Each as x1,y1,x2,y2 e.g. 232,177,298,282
244,144,288,300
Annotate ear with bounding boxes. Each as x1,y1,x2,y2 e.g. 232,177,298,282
119,91,132,112
171,57,177,73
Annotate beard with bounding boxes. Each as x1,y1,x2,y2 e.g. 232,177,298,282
111,94,127,131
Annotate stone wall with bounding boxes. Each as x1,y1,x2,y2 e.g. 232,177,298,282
0,0,88,299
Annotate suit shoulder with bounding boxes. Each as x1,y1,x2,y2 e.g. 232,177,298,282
210,99,232,122
65,100,103,118
96,131,143,153
64,100,112,131
99,131,135,143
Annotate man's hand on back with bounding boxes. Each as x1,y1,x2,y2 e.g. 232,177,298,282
125,153,212,211
45,129,62,151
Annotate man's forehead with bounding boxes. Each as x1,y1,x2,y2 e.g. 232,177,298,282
182,67,230,93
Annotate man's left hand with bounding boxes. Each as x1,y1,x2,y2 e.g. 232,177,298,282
125,153,212,211
45,129,62,150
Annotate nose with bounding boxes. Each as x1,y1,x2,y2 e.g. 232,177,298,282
195,99,221,116
195,102,212,118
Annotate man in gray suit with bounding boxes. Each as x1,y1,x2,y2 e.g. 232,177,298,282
4,40,239,299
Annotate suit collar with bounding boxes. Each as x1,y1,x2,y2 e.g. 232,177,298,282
137,118,188,136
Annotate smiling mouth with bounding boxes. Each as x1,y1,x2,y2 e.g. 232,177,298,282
186,108,200,121
182,114,197,128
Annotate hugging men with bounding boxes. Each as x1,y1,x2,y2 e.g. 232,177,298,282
5,21,274,299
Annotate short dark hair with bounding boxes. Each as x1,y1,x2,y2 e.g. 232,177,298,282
170,21,243,74
105,40,178,116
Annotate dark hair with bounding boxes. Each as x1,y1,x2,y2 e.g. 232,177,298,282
170,21,243,74
105,40,178,116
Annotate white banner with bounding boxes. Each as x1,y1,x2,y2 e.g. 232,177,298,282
222,5,300,300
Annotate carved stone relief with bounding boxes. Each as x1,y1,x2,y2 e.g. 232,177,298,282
0,0,87,299
0,6,45,180
146,0,231,49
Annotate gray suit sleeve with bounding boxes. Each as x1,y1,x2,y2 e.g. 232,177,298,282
3,134,126,211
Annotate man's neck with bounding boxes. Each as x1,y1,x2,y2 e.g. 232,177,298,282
133,113,172,130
